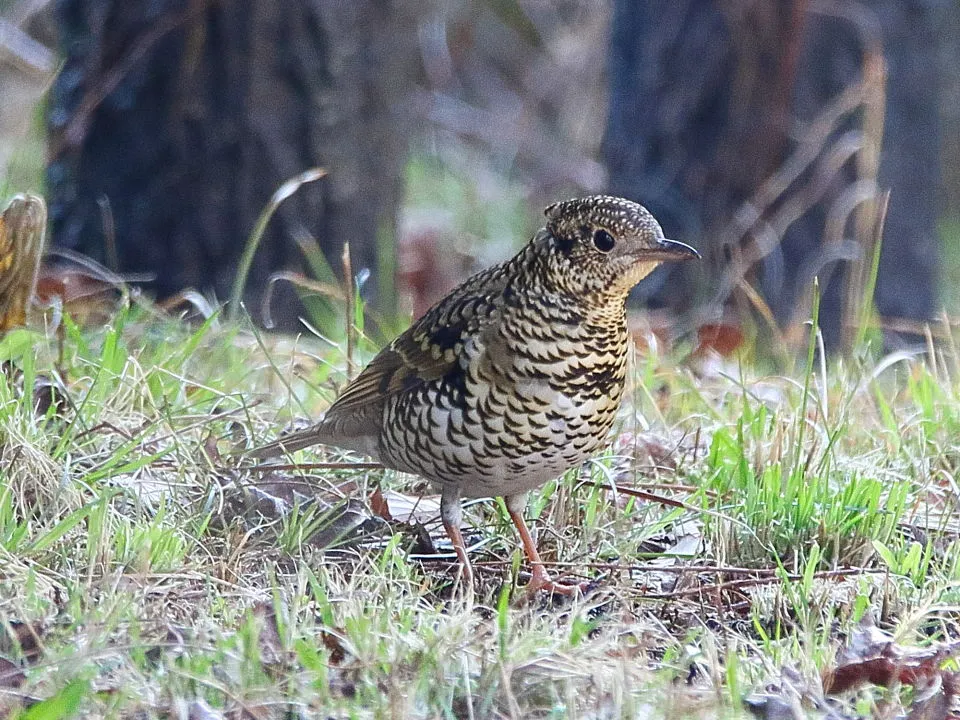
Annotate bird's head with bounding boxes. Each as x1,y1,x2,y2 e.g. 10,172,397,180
541,195,699,300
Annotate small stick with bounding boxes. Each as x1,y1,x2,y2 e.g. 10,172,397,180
243,461,384,472
641,567,876,600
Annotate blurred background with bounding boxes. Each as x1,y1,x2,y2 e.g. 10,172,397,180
1,0,958,355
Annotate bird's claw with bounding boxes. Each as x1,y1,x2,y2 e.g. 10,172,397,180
523,566,594,598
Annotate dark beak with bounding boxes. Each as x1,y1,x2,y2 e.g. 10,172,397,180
652,237,700,261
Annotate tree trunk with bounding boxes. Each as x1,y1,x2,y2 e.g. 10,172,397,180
48,0,420,330
604,0,944,350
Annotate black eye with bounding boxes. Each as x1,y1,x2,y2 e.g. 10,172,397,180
592,228,616,252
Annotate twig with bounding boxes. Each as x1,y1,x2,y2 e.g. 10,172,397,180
641,566,880,600
470,560,869,579
576,479,696,512
243,462,384,472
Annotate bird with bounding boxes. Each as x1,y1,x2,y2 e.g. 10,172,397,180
251,195,699,595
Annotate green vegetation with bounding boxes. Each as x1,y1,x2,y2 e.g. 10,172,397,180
0,295,959,718
939,217,960,314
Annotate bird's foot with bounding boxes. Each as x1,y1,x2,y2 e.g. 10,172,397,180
523,565,592,598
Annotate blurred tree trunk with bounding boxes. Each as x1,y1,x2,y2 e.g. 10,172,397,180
604,0,944,350
48,0,420,330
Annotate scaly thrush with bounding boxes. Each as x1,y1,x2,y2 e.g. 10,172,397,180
251,195,699,594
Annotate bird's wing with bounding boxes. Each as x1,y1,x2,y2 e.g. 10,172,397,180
248,257,518,460
324,339,451,414
247,332,462,460
326,268,509,417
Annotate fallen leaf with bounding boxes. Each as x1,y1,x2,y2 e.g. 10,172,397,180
0,619,44,662
32,374,66,418
820,622,960,720
35,265,120,327
306,499,388,550
375,490,442,525
369,487,392,521
693,322,745,358
824,625,957,694
320,628,350,666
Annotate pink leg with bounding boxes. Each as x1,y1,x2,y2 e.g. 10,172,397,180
441,488,474,588
505,494,589,597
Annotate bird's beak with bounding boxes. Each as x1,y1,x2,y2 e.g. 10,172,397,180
649,237,700,261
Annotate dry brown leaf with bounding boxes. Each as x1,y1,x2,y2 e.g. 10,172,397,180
374,490,442,525
819,624,960,720
369,487,392,521
693,322,745,358
35,265,120,326
0,656,27,718
0,619,44,663
824,625,960,694
320,628,350,666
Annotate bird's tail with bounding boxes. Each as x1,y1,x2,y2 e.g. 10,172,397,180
246,426,325,459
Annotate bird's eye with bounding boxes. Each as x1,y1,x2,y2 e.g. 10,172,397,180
592,228,616,253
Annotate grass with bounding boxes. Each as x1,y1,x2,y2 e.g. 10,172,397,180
0,292,959,718
940,217,960,315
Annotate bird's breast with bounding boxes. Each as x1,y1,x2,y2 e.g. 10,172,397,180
377,312,629,497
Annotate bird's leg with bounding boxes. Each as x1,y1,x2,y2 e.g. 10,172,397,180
505,493,588,596
440,486,474,591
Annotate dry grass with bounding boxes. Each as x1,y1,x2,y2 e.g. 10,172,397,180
0,297,958,718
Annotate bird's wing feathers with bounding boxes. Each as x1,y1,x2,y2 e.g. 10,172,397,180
248,332,470,460
324,335,455,416
249,262,515,460
325,271,508,418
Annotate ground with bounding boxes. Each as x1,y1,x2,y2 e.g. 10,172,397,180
1,298,959,719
